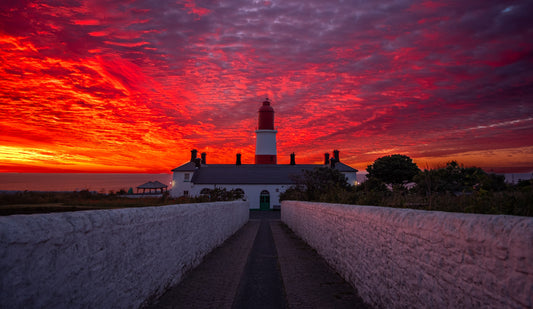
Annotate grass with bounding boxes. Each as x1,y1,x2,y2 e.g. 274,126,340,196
0,190,217,216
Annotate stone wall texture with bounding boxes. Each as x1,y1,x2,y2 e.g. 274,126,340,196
282,200,533,309
0,201,249,309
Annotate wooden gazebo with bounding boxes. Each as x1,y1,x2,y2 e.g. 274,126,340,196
136,181,168,194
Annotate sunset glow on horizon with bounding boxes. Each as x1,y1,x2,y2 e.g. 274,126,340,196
1,0,532,174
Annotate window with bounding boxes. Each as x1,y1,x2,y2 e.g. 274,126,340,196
183,190,189,196
184,173,190,182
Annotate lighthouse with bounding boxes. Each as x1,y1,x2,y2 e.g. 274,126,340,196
171,97,359,209
255,98,277,164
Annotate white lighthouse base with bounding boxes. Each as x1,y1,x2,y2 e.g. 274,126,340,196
255,129,277,164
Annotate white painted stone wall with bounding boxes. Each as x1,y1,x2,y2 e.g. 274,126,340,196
282,200,533,309
0,201,249,309
172,180,288,209
197,184,286,209
344,171,358,186
170,170,195,197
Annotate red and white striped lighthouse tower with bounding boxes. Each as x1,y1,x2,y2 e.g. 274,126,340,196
255,98,277,164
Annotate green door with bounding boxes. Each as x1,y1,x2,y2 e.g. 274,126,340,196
259,190,270,210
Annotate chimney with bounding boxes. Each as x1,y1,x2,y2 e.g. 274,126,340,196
333,149,340,162
194,158,201,168
324,153,330,165
190,149,198,162
330,157,338,168
236,153,242,166
290,152,296,165
201,152,207,165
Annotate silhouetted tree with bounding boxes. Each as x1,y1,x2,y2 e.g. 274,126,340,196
366,154,420,188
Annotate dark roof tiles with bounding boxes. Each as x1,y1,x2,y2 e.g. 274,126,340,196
191,165,309,184
171,161,197,172
184,163,357,185
335,162,358,172
137,181,168,189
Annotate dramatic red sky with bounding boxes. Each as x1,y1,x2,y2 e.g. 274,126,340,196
1,0,532,173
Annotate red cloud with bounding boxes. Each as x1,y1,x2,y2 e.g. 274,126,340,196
1,0,532,173
74,19,100,26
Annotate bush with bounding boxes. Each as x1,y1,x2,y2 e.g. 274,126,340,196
279,161,532,217
280,167,354,203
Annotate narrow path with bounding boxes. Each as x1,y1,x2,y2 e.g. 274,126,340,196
146,211,370,308
271,221,370,308
145,221,259,309
231,219,288,309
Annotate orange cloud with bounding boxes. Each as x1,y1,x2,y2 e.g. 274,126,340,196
1,0,532,174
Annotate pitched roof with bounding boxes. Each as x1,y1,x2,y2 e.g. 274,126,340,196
171,161,357,173
137,181,168,189
188,163,357,185
335,162,358,172
171,161,197,172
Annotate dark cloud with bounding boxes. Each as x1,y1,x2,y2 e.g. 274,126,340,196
1,0,532,172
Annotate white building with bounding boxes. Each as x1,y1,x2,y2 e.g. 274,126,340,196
170,99,358,209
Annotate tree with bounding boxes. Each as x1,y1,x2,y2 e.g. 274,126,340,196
366,154,420,186
279,167,353,203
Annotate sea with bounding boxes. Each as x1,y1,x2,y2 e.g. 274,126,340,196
0,173,173,193
0,172,530,193
502,173,533,184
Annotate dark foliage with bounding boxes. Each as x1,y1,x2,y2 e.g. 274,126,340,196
281,156,532,217
414,161,506,195
196,188,245,202
0,187,245,216
280,167,354,203
366,154,420,186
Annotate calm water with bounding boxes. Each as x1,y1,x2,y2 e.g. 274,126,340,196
0,172,529,193
0,173,173,193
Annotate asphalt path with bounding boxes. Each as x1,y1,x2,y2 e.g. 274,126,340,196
232,218,288,309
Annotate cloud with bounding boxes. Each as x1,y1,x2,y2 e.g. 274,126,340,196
1,0,532,172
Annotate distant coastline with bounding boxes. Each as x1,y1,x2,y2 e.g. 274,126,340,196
1,171,530,193
501,172,533,184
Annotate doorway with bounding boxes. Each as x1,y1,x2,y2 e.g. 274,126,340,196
259,190,270,210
